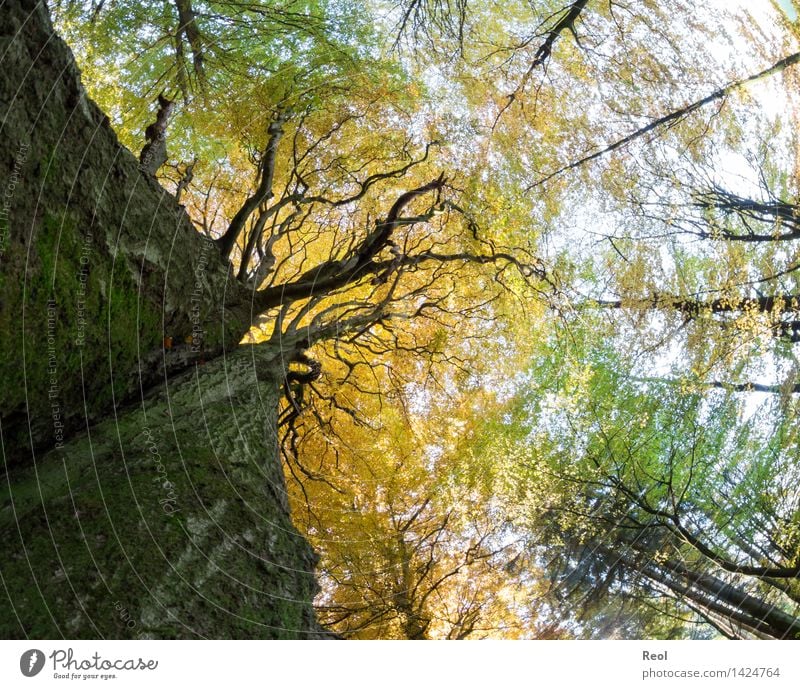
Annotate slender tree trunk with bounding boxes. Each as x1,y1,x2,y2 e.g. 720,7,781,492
656,558,800,639
597,293,800,316
174,0,206,82
533,50,800,187
600,542,800,639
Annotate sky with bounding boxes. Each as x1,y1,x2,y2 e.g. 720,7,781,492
776,0,798,21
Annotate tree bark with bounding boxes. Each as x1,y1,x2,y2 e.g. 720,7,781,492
0,0,326,639
0,0,253,464
0,345,329,638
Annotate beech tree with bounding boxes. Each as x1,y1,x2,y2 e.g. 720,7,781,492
0,0,539,638
2,0,800,641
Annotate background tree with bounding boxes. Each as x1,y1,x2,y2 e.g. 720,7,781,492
0,0,542,637
492,324,800,638
284,344,562,638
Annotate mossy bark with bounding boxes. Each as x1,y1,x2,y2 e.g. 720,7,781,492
0,0,326,638
0,0,250,464
0,345,328,638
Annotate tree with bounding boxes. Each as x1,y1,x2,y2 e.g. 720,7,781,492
0,0,539,638
4,0,800,641
285,354,561,638
497,327,800,638
1,0,334,637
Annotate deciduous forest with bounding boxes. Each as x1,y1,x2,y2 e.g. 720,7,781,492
1,0,800,639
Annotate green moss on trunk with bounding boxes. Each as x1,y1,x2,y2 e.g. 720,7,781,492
0,0,251,464
0,346,326,639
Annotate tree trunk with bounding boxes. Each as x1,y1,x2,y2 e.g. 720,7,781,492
0,345,329,638
0,0,251,465
0,0,326,638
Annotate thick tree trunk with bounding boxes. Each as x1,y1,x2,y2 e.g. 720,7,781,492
0,345,329,638
0,0,326,638
0,0,251,465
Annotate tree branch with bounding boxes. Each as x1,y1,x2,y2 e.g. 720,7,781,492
217,112,288,260
530,50,800,188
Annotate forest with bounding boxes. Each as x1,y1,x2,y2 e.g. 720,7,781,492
0,0,799,640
